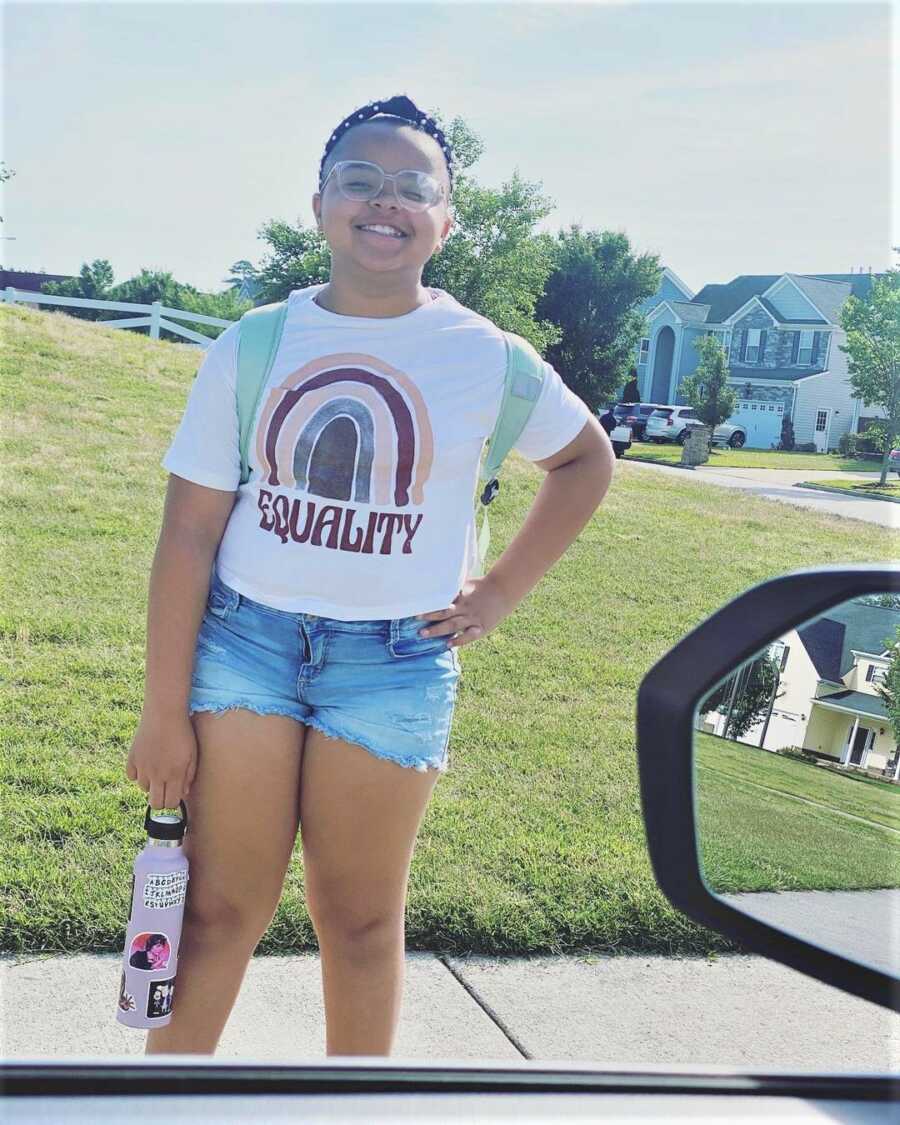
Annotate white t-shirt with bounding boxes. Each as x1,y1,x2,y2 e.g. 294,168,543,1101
161,283,593,620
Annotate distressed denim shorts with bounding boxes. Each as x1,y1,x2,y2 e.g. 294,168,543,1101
188,569,462,773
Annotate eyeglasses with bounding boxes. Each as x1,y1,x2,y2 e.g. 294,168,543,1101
319,160,446,212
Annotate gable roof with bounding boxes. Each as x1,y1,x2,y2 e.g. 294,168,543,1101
662,267,694,300
689,277,781,323
668,300,711,325
783,274,851,325
797,600,900,682
688,272,884,327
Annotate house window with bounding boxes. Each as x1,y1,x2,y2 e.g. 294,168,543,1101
746,328,761,362
815,410,828,431
866,664,887,685
799,330,814,364
639,338,649,365
770,641,790,672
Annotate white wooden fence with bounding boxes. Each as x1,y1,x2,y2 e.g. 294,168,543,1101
1,287,234,349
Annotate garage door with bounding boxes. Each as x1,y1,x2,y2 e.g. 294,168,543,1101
728,400,784,449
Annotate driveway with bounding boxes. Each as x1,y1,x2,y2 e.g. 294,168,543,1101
626,461,898,529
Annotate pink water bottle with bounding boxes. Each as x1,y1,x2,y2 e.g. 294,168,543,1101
116,801,190,1029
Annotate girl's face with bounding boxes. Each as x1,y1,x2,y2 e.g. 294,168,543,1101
312,124,454,281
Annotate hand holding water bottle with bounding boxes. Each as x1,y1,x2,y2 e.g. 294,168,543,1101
126,710,198,809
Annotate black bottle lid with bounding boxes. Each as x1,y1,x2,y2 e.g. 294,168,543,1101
144,800,188,841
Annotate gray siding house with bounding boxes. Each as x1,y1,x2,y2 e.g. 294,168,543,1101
628,271,885,450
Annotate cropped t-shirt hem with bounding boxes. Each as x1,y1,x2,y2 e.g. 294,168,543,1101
214,563,462,621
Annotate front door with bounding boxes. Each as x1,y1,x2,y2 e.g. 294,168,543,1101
813,408,831,453
849,725,869,765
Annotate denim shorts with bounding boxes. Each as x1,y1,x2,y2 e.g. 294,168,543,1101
188,569,462,773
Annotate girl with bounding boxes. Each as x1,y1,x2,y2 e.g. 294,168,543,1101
127,93,614,1059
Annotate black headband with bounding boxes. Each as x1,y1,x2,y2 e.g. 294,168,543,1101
318,94,455,196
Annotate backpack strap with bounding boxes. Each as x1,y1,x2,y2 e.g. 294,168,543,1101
235,300,289,485
471,331,545,578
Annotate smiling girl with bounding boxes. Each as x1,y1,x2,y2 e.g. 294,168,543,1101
130,93,613,1059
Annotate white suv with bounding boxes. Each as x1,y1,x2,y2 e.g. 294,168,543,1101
645,407,746,448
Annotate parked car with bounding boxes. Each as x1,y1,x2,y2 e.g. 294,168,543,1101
890,448,900,477
645,406,747,448
608,402,670,440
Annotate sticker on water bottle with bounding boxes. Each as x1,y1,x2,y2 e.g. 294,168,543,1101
143,870,188,910
147,975,176,1019
117,970,136,1014
129,931,172,971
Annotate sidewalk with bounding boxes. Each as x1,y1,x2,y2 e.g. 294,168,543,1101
3,948,898,1071
624,460,897,529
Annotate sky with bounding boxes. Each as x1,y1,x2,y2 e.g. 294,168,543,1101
4,0,894,298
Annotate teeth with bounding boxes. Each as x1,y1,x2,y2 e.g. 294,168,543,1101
359,225,405,238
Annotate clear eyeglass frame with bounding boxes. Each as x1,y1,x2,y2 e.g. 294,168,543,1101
319,160,446,212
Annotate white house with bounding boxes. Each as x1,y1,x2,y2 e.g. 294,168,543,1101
701,598,899,780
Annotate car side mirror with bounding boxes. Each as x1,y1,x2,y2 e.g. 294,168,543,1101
636,565,900,1013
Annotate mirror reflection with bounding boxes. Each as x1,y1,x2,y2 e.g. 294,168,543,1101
694,593,900,977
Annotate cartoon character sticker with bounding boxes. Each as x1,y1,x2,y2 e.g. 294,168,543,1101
147,977,176,1019
128,932,171,971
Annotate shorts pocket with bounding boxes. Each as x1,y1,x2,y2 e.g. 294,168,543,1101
387,615,451,659
207,585,236,622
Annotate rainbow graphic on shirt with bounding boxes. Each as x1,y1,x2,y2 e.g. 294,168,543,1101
254,353,434,507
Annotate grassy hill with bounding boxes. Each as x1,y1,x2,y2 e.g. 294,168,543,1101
2,302,898,958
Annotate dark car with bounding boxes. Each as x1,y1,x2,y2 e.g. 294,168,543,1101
612,402,668,440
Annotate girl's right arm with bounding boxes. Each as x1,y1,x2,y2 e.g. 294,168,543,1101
126,475,237,810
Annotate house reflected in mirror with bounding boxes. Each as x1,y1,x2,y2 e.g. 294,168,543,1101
693,592,900,978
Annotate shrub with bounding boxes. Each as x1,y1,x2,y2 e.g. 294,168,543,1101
778,415,795,451
795,442,818,452
838,431,859,457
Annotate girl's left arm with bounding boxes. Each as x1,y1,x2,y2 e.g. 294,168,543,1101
418,419,614,648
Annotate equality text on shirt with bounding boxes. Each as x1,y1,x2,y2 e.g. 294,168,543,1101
257,489,424,554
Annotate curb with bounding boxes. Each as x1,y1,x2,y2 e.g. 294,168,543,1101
794,482,900,505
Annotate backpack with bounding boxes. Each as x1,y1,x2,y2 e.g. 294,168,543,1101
235,298,545,579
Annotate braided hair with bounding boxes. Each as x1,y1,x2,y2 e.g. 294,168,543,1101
318,94,455,198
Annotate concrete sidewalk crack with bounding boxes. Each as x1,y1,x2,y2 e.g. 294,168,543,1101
437,955,532,1059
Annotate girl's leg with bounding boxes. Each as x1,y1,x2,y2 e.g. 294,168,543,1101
145,708,306,1055
299,729,441,1057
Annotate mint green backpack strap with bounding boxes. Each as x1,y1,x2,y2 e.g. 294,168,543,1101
471,331,545,578
235,300,289,485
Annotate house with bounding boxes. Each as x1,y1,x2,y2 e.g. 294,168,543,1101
702,598,899,781
627,270,888,451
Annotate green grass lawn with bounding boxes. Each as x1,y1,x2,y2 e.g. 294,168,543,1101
695,734,899,893
625,440,878,472
3,303,899,959
795,477,900,501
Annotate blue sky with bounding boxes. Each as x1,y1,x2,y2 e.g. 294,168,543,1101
5,1,893,297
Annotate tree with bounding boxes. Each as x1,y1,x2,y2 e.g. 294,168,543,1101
839,267,900,486
699,652,782,741
39,260,253,342
536,227,662,411
678,333,738,443
874,625,900,747
251,114,565,356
